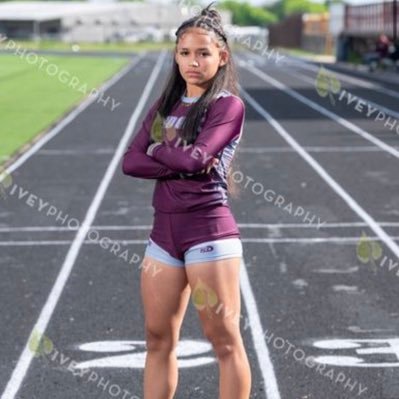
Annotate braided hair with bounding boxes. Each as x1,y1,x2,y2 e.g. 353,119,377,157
176,2,228,44
156,2,241,197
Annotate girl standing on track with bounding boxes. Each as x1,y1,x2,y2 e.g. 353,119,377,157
122,2,251,398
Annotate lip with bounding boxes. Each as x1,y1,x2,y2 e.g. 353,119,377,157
186,71,201,75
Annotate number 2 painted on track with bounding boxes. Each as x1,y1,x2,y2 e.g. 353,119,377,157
71,339,216,369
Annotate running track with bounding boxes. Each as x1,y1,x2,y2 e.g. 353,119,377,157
1,49,399,399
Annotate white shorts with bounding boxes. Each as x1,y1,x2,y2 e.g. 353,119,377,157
144,237,243,267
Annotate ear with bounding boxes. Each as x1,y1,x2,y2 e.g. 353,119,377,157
219,49,228,67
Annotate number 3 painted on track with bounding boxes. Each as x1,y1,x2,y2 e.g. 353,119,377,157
311,338,399,367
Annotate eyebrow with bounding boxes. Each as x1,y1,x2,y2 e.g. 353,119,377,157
178,47,211,51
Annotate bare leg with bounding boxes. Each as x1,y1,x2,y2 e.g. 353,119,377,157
186,257,252,399
140,256,191,399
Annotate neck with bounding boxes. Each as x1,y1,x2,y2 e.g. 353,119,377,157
184,90,202,98
185,83,208,98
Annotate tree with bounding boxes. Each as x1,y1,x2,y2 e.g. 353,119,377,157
220,0,278,26
266,0,327,21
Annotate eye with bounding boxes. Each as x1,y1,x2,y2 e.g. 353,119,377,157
180,51,189,56
200,52,210,57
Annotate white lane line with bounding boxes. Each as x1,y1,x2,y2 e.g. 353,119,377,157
285,55,399,101
240,60,399,160
240,87,399,259
1,222,398,232
238,222,399,228
247,49,395,96
240,258,281,399
37,148,115,155
0,50,166,399
239,146,399,153
3,54,145,176
2,237,399,246
0,240,75,246
280,66,399,121
244,237,399,243
0,240,147,246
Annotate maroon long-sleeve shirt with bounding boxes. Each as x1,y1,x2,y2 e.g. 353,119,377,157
122,89,245,212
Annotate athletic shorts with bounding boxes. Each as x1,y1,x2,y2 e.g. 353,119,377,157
144,205,243,267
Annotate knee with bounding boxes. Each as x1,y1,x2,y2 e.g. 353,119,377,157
145,325,177,353
204,325,241,359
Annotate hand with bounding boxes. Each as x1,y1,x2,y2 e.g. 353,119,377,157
165,126,177,141
198,157,219,174
182,157,220,178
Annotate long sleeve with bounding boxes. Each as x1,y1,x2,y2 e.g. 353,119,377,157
122,100,180,180
150,96,245,173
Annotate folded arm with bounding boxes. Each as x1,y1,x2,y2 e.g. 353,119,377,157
149,96,245,173
122,100,180,180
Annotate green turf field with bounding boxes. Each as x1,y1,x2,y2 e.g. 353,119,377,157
4,40,175,53
0,54,129,167
3,39,241,54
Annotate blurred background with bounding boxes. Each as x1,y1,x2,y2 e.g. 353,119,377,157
1,0,398,166
0,0,399,164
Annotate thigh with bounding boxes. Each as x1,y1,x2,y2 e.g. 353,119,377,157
185,257,242,338
140,255,190,343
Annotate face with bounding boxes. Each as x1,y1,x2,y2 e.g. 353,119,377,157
175,27,228,94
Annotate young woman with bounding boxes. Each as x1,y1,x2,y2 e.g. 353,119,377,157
122,3,251,398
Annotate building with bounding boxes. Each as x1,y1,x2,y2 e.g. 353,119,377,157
0,1,232,42
268,12,330,54
330,1,399,61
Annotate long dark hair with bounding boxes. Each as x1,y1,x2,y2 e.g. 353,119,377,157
156,2,241,198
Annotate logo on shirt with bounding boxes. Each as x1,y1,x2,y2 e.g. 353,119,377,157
199,245,214,253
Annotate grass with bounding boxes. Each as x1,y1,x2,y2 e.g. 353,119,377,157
2,39,176,53
0,53,129,167
3,39,246,54
0,38,245,169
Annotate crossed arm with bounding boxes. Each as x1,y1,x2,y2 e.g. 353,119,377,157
122,100,180,180
122,96,245,179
